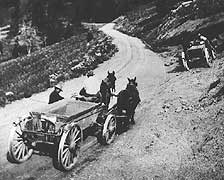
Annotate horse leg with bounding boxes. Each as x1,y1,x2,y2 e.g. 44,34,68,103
130,111,135,124
129,103,136,125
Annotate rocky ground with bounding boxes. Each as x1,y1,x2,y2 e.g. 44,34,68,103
155,50,224,179
55,46,224,180
112,1,224,177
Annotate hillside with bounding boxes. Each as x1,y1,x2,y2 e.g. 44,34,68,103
114,0,224,51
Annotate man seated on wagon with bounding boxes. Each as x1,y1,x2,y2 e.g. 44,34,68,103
195,33,216,59
181,32,216,61
77,70,102,103
48,84,64,104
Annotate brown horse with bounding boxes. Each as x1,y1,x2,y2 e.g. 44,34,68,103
117,77,141,124
100,71,116,108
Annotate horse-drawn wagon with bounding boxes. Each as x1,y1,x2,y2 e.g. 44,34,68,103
7,72,140,171
7,99,117,171
182,40,214,70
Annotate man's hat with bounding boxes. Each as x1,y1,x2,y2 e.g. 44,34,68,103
54,83,63,92
87,70,94,77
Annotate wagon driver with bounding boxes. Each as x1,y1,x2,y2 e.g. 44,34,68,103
48,84,64,104
195,33,216,59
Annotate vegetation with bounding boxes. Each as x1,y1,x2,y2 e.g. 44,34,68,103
115,0,224,52
0,29,117,102
0,0,154,63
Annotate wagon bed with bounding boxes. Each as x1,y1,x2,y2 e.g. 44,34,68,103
37,99,101,116
32,99,103,125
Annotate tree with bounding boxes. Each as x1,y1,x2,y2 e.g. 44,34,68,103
9,0,20,36
31,0,46,30
156,0,181,17
13,21,43,54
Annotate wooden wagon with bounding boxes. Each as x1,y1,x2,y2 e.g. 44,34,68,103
182,40,213,70
7,99,117,171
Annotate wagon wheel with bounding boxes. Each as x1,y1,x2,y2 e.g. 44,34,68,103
7,125,33,163
204,48,213,67
98,115,116,145
181,52,190,71
56,125,82,171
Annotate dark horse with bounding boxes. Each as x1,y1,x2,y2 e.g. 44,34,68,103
117,77,141,125
100,71,116,107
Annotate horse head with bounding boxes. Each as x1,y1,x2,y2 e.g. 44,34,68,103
106,71,116,92
100,71,116,107
127,77,137,89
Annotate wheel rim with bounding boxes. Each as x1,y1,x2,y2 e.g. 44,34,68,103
104,117,116,144
206,55,212,67
8,126,33,163
58,126,81,171
205,48,212,67
182,58,190,70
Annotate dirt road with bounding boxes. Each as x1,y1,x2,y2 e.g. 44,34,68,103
0,23,165,180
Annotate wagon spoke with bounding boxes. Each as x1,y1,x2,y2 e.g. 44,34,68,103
71,128,80,142
24,146,28,155
62,149,69,162
13,138,23,143
66,152,71,166
63,144,69,148
13,133,23,141
70,152,74,164
69,129,75,142
17,144,24,159
20,144,25,159
62,148,69,156
15,130,22,137
21,144,26,158
13,141,23,149
62,153,68,165
73,130,80,140
63,151,70,166
73,137,81,144
15,142,23,155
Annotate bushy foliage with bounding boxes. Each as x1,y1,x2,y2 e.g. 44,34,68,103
13,21,44,52
0,30,117,101
197,0,224,17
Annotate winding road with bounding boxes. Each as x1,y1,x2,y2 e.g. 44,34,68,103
0,23,165,180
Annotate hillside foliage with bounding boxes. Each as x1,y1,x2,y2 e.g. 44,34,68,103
0,29,117,102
